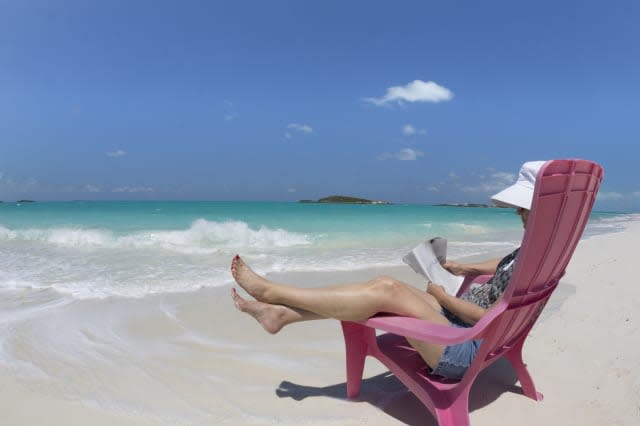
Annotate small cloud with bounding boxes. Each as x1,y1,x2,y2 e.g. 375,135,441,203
223,100,237,121
364,80,454,106
377,148,424,161
597,191,624,201
402,124,427,136
403,124,416,136
285,123,313,140
460,170,517,193
490,172,516,185
396,148,424,160
287,123,313,134
82,184,101,193
112,186,154,193
0,171,39,193
287,188,297,193
106,149,126,158
428,186,440,192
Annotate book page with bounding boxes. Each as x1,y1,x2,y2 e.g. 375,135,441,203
402,238,464,295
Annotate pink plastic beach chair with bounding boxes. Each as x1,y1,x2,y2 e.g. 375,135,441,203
340,159,604,425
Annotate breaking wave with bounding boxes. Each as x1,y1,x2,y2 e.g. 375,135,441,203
0,219,312,254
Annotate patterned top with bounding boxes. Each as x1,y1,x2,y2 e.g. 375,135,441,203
443,248,520,325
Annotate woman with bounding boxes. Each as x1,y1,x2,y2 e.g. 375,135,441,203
231,161,545,380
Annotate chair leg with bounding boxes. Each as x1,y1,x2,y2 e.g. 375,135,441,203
504,339,544,401
435,384,472,426
340,322,373,398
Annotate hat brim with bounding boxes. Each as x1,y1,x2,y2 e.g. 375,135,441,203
490,182,533,210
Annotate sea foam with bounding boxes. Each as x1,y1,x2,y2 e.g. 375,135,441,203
0,206,632,300
0,219,311,254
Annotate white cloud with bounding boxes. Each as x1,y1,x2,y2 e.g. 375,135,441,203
285,123,313,140
460,171,516,193
365,80,454,106
597,191,624,201
403,124,427,136
489,171,516,185
224,100,237,121
461,184,498,193
287,188,297,193
82,184,101,193
287,123,313,134
442,169,515,193
106,149,126,158
112,186,154,193
377,148,424,161
397,148,424,160
0,171,39,195
403,124,416,136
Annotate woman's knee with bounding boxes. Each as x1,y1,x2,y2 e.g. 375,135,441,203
368,275,405,297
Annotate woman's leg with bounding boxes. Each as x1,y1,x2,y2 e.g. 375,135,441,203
232,256,446,321
231,255,450,367
231,288,323,334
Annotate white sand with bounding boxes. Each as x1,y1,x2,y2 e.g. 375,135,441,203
1,220,639,425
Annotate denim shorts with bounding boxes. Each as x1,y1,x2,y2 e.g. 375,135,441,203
430,322,481,380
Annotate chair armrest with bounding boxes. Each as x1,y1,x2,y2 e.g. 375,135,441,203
352,274,500,346
356,315,486,346
456,274,493,297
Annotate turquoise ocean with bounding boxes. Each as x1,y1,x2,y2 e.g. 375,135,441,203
0,201,633,299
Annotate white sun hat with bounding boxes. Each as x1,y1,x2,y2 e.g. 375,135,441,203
490,160,548,210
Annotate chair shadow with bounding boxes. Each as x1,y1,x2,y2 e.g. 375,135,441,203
276,358,522,425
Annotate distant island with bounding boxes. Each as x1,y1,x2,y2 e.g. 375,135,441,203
17,199,36,203
299,195,391,205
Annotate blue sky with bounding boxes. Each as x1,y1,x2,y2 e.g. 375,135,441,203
1,0,639,211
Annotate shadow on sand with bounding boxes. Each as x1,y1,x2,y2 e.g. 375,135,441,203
276,358,524,425
275,282,575,425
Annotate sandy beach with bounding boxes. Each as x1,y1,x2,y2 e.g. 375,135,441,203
1,219,639,425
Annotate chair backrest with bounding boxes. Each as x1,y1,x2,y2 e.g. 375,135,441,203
471,159,603,369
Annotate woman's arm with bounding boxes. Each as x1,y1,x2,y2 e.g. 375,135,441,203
442,258,502,276
427,283,500,325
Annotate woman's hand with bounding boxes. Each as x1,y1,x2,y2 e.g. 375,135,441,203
426,282,447,302
442,260,466,276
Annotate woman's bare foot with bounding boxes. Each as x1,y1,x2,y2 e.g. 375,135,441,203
231,288,287,334
230,255,273,301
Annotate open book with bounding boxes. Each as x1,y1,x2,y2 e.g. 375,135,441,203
402,237,464,296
